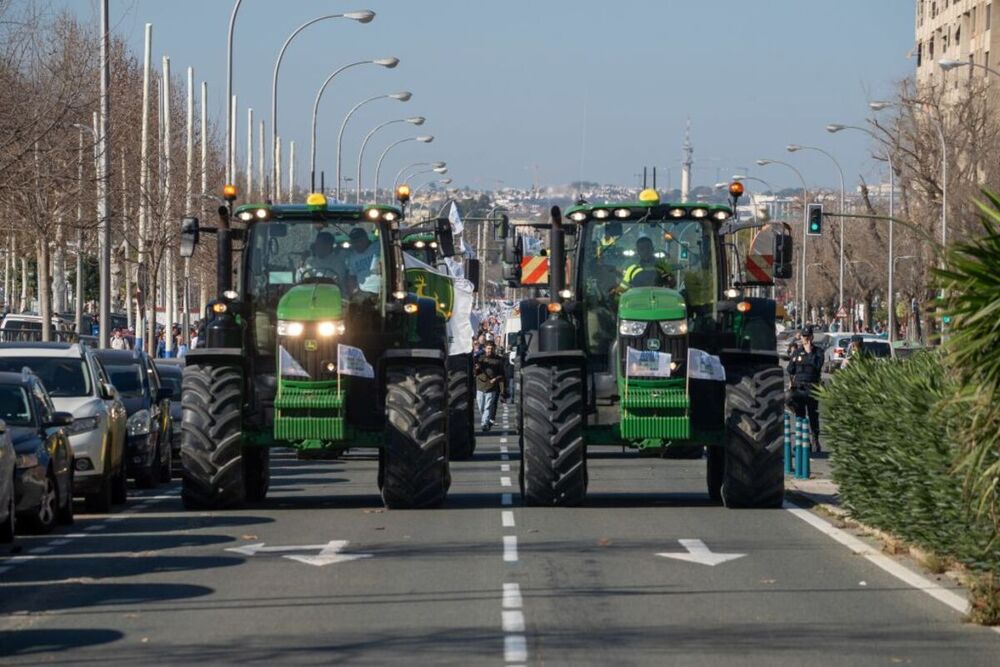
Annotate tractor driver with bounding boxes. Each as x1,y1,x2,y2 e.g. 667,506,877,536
612,236,676,295
297,231,346,283
345,227,381,296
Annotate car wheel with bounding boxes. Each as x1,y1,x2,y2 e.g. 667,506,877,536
57,468,74,525
0,478,14,543
24,470,58,534
159,441,172,483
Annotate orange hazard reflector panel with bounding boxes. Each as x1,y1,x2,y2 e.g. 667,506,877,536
520,256,549,285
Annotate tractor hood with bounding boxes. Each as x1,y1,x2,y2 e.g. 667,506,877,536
618,286,686,321
276,283,344,322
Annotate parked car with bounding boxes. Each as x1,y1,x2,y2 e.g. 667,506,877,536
94,349,172,488
154,360,183,469
0,343,128,511
0,418,14,542
822,333,858,373
0,314,74,343
0,370,74,533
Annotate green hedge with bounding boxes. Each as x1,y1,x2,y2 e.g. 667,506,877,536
819,352,999,576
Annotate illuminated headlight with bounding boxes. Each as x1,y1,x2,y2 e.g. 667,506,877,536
127,409,151,437
341,241,351,249
659,320,689,336
15,453,38,469
724,288,740,299
223,290,238,300
392,290,407,300
668,208,685,218
318,321,345,337
613,208,631,219
65,416,100,435
712,210,730,221
429,241,438,249
593,209,610,219
383,211,398,222
255,208,269,220
619,319,648,336
414,240,426,248
238,211,254,222
569,211,588,222
277,320,305,336
653,251,666,259
622,249,636,257
366,208,381,220
558,289,573,299
690,208,708,219
211,302,228,314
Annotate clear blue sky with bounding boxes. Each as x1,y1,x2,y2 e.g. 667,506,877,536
63,0,915,192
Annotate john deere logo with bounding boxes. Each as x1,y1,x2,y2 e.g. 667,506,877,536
647,338,660,351
304,340,318,352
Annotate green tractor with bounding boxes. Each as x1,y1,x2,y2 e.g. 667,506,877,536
500,184,792,508
177,188,458,510
400,225,480,460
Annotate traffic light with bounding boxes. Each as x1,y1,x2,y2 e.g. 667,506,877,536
807,203,823,236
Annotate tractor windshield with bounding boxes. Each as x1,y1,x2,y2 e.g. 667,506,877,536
246,220,384,306
579,218,717,355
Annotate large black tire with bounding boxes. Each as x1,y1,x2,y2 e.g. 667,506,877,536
447,356,476,460
520,361,586,507
181,364,246,510
243,447,270,502
706,445,724,503
381,363,450,509
134,441,159,490
0,475,14,543
721,366,785,509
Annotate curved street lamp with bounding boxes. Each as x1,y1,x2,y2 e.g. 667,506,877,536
309,57,399,193
270,10,375,200
757,158,810,325
374,135,434,203
336,91,411,200
355,116,425,203
410,177,453,218
394,161,446,190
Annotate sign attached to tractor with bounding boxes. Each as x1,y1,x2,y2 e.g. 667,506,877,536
746,227,776,284
520,256,549,285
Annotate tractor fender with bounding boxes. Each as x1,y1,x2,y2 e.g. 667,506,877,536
183,348,246,369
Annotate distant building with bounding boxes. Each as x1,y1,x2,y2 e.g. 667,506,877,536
915,0,996,85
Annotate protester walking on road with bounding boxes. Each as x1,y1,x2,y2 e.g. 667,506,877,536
474,341,505,432
786,325,824,453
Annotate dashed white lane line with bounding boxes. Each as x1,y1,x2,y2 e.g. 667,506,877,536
502,609,525,632
49,538,72,546
501,493,512,506
504,635,528,663
500,477,512,487
500,446,509,454
85,524,107,531
502,582,523,609
502,511,515,528
503,536,518,562
501,464,510,472
500,438,508,443
29,546,53,555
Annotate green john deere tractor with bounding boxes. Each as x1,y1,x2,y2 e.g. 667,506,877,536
500,184,793,508
400,225,480,460
177,188,458,510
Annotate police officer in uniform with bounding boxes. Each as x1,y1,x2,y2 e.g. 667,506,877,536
786,325,824,452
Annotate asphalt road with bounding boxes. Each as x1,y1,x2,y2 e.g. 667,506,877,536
1,401,998,665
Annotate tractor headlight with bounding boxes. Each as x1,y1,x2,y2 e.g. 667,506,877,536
127,409,151,437
277,320,305,337
317,321,345,337
659,320,689,336
619,320,648,337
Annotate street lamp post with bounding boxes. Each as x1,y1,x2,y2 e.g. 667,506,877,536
757,158,809,325
827,122,898,342
938,57,1000,80
393,161,446,191
373,136,434,204
336,91,411,199
270,10,376,200
410,177,453,218
225,0,243,186
355,115,424,203
309,58,399,194
787,144,847,313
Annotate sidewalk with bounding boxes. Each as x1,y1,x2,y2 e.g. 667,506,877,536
785,452,840,507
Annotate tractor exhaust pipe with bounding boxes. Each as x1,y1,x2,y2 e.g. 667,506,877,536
539,205,575,352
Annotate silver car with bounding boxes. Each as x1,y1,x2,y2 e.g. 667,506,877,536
0,418,13,542
0,343,128,512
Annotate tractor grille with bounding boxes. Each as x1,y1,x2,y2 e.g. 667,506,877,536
278,331,339,381
619,323,688,378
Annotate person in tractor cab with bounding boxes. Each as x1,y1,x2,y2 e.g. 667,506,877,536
297,231,346,283
345,227,381,296
613,236,676,294
786,325,824,453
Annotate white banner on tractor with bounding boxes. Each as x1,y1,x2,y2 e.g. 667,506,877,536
402,251,474,356
625,347,672,377
336,344,375,379
687,348,726,381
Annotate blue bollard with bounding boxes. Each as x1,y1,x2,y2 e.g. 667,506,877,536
783,411,793,475
800,416,812,479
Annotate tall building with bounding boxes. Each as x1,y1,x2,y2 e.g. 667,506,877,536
916,0,997,84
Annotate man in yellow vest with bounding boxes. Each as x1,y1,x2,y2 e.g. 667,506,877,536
613,237,675,294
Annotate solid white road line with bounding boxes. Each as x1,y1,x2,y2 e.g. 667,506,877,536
502,493,512,506
500,477,512,487
503,535,518,562
785,502,969,615
502,510,515,528
502,582,523,609
504,634,528,663
502,610,525,633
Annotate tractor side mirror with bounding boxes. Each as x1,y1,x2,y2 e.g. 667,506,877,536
465,258,481,293
502,261,522,285
493,213,510,242
179,216,200,258
503,234,522,265
434,218,457,257
773,230,793,279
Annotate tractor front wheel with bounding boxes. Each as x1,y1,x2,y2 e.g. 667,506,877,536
721,366,785,509
520,361,586,507
181,364,246,510
381,363,450,509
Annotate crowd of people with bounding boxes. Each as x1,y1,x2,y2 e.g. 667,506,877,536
108,323,202,358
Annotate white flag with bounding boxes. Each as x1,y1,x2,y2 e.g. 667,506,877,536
337,344,374,379
279,345,310,378
687,348,726,381
625,346,672,378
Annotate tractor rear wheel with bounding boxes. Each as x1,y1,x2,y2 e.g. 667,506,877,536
243,447,270,502
181,364,246,510
520,361,586,506
446,355,476,460
722,366,785,509
381,363,450,509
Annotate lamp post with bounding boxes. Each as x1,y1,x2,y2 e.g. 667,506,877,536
373,136,434,204
938,57,1000,79
309,57,399,194
410,177,452,218
337,91,412,199
269,10,375,201
757,158,809,325
355,115,425,203
827,122,898,343
787,143,846,313
393,161,446,191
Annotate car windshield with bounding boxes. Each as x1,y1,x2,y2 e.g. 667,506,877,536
159,373,182,396
246,220,384,304
105,364,145,398
0,357,91,397
0,385,32,426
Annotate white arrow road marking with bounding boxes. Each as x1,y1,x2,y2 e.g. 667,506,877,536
656,539,745,566
226,540,372,566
